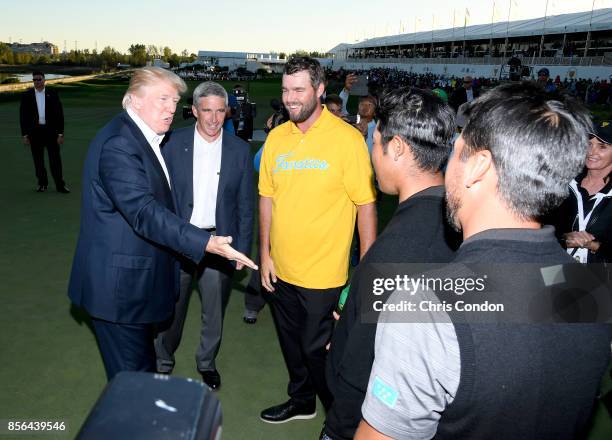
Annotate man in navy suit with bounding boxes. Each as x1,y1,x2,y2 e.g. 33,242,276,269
19,70,69,193
154,81,254,390
68,68,256,381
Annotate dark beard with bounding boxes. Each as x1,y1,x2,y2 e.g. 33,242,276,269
445,192,462,233
287,97,319,123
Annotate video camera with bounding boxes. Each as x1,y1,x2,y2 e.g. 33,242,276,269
182,97,195,120
231,86,256,141
233,87,248,102
265,98,289,133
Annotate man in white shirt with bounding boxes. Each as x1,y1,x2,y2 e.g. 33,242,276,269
68,68,256,381
154,82,254,390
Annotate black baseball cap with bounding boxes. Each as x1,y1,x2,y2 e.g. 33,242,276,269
590,120,612,144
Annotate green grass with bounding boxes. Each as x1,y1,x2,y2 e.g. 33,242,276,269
0,78,609,439
0,77,375,440
0,78,332,439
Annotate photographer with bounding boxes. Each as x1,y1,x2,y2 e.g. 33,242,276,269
264,98,288,134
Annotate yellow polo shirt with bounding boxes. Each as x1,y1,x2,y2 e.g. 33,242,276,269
259,107,376,289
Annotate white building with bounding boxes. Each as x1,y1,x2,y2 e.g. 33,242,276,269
195,51,286,73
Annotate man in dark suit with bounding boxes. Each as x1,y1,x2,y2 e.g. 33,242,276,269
19,70,69,193
68,67,256,381
154,81,254,390
449,75,479,112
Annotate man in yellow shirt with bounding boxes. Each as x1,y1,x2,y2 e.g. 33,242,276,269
259,56,377,424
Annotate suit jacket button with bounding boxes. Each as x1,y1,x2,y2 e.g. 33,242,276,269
188,203,193,208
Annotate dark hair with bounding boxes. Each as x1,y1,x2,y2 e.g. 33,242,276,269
376,87,455,172
461,82,592,218
284,56,325,89
324,94,343,107
32,70,44,78
359,95,377,106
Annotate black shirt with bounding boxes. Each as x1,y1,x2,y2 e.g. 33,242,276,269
434,227,611,440
325,185,459,440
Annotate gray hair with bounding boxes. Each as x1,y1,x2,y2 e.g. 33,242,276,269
192,81,228,107
122,67,186,109
461,82,592,219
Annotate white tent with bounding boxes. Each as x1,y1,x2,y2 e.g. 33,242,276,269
332,8,611,51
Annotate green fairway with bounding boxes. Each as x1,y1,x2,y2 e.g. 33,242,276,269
0,78,609,440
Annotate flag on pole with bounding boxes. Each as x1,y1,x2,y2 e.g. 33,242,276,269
492,1,501,22
509,0,519,20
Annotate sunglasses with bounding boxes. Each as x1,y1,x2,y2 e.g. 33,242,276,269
33,78,44,82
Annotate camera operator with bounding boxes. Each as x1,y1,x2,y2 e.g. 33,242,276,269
231,84,256,142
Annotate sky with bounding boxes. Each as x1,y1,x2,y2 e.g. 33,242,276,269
2,0,610,54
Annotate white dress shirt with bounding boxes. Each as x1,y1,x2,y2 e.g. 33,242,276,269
35,88,46,125
126,108,171,187
190,127,222,229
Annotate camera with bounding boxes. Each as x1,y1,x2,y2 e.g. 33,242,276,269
231,86,256,141
265,98,289,133
345,114,361,125
182,97,195,120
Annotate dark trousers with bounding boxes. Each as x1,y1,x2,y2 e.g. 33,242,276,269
29,127,64,188
244,252,267,312
269,278,340,410
91,318,156,381
155,255,232,373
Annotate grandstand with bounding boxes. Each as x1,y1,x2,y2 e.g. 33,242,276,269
330,8,612,80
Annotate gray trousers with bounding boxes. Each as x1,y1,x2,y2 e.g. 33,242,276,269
155,255,233,373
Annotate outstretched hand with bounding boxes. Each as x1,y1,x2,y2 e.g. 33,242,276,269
206,235,258,270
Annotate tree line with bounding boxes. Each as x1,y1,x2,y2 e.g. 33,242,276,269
0,43,332,70
0,43,198,70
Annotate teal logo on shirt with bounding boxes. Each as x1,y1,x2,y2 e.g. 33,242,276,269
372,376,398,408
272,152,329,173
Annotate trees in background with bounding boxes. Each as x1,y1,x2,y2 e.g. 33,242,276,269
0,42,197,69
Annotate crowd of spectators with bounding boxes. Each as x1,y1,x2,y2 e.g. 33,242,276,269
326,67,611,107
